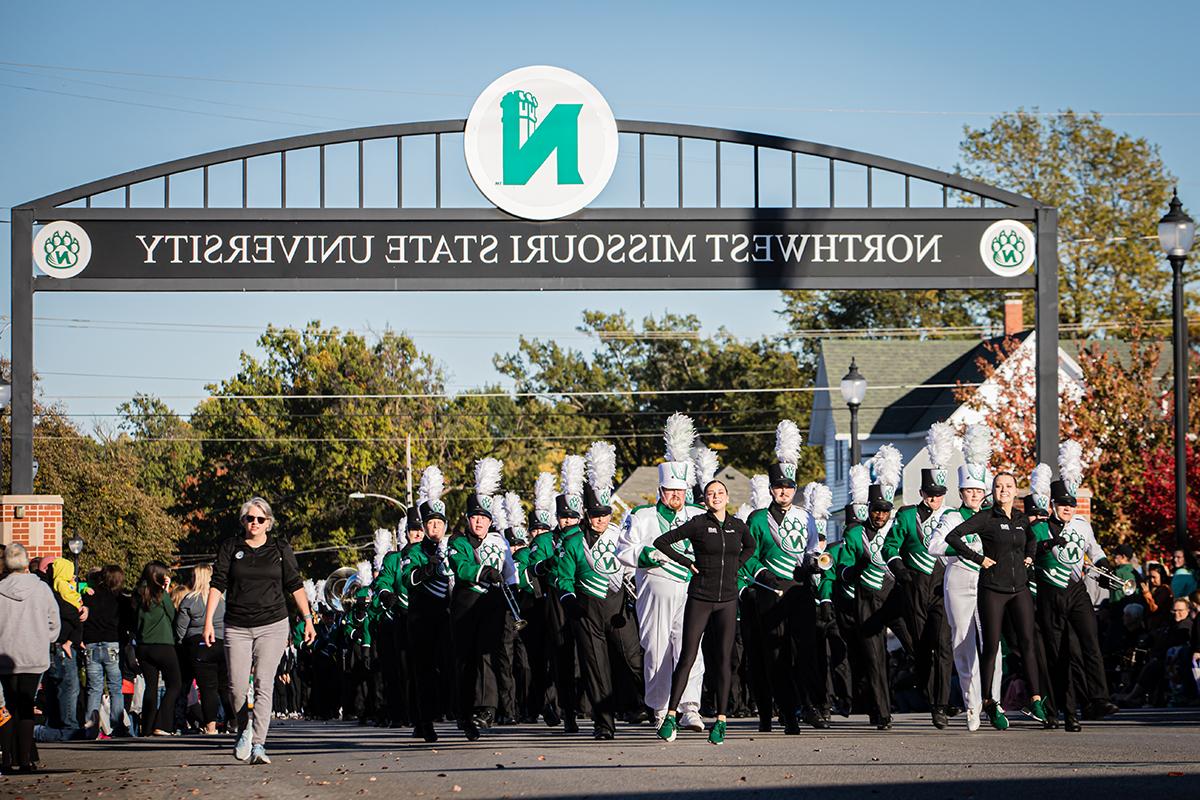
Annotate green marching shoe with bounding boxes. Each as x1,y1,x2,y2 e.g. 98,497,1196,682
984,702,1009,731
1030,698,1051,728
657,714,678,743
708,720,726,745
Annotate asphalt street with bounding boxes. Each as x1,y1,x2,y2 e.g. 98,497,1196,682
4,710,1199,800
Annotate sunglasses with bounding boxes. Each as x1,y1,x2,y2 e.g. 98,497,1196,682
242,515,269,524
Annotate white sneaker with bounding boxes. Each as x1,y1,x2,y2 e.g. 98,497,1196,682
234,728,253,761
653,712,666,730
966,708,980,732
678,711,706,732
249,744,271,765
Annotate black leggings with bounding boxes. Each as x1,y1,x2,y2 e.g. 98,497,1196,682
668,597,737,716
137,643,182,735
188,637,235,726
0,673,40,770
978,587,1040,702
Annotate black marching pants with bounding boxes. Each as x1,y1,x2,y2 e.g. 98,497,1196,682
408,592,453,727
899,566,953,709
833,589,865,712
748,579,802,720
740,588,774,723
1037,580,1109,714
547,593,579,719
136,643,181,735
856,580,907,722
520,593,555,718
978,586,1041,702
573,591,644,735
669,597,737,716
451,587,505,723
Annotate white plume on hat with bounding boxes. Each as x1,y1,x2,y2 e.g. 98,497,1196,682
560,454,585,496
1058,440,1084,489
801,481,819,512
926,422,956,470
505,491,527,529
372,528,393,573
303,578,318,608
664,413,697,463
418,465,444,504
738,474,771,521
692,445,720,488
533,472,556,517
871,444,903,495
808,483,833,520
775,419,802,466
490,495,508,532
1030,463,1052,499
355,559,373,586
963,424,993,467
474,457,503,498
586,440,617,497
849,463,871,505
314,579,327,609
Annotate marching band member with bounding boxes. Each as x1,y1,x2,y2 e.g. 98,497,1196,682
447,458,517,741
944,471,1049,730
833,446,907,730
799,482,840,728
515,473,561,726
616,413,706,731
654,479,756,745
741,420,817,734
555,442,645,740
927,424,1001,731
401,466,453,743
883,423,955,728
1032,441,1120,731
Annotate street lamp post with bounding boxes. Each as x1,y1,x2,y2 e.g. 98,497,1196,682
840,358,868,480
349,491,407,548
66,533,85,573
1159,189,1196,550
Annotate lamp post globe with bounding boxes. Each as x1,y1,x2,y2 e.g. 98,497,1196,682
840,358,867,476
1160,190,1196,551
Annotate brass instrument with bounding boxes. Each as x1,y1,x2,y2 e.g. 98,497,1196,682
1086,563,1137,597
491,582,528,631
815,551,834,571
324,566,363,613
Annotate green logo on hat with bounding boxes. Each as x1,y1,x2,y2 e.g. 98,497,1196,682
781,464,796,481
567,495,582,512
934,469,948,487
431,500,446,515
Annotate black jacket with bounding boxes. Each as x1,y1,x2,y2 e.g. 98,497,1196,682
945,505,1036,593
211,534,304,628
654,510,756,603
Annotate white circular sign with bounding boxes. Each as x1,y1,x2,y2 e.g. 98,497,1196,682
33,220,92,279
464,66,619,221
979,219,1036,278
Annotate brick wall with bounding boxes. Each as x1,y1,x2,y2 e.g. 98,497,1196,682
1,495,64,560
1076,487,1092,521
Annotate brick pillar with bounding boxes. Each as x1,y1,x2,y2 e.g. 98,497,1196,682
1004,293,1024,337
1,495,64,560
1075,487,1092,522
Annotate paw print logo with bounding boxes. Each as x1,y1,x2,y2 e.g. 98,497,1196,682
979,220,1035,278
991,229,1026,268
45,230,80,269
34,221,92,279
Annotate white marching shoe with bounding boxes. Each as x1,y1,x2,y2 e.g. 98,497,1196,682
966,708,981,732
678,711,706,732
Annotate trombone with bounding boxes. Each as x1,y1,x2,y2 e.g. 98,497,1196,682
1085,563,1137,597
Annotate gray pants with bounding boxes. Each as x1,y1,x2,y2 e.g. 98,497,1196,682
225,618,290,747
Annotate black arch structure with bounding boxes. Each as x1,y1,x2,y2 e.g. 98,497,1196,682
9,120,1059,492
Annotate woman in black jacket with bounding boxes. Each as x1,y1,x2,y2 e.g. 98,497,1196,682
945,472,1049,730
652,480,756,745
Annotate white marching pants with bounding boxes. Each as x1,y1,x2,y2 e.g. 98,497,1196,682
636,572,703,714
943,561,1002,713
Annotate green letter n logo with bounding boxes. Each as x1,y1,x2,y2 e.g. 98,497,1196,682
501,90,583,185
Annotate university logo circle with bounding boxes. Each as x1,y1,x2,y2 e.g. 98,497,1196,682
33,220,92,279
979,219,1036,278
779,516,807,555
464,66,619,221
591,538,620,575
1056,530,1085,566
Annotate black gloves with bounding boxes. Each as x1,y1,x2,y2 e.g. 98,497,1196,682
560,593,583,620
841,564,861,584
479,565,504,585
1051,533,1068,549
793,558,817,582
756,570,779,590
889,559,912,584
816,602,835,626
532,559,551,577
377,589,397,609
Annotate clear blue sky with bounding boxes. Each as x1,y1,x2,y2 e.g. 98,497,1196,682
3,0,1198,425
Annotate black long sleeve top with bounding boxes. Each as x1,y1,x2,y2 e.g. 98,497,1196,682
945,504,1036,593
211,534,303,628
653,510,756,603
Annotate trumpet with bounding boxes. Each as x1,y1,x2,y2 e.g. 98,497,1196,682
814,551,834,571
489,582,528,631
1086,563,1137,597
